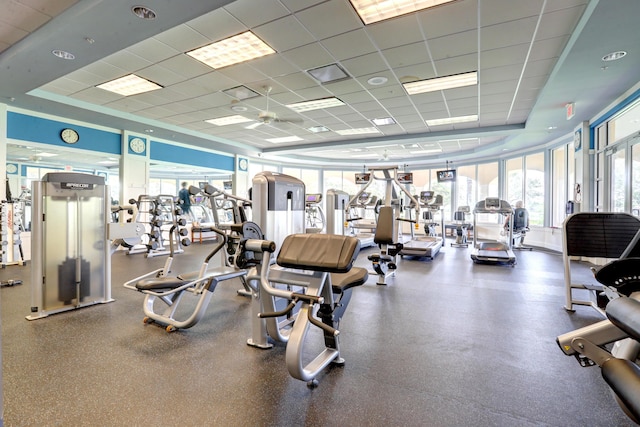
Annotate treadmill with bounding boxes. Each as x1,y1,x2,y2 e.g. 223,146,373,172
470,197,516,265
399,191,443,260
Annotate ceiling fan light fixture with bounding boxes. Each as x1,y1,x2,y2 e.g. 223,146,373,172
350,0,457,25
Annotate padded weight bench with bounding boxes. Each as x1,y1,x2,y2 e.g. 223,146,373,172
243,232,368,387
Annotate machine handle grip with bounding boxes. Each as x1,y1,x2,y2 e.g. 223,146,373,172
307,309,339,337
395,218,416,223
345,217,363,222
258,300,297,319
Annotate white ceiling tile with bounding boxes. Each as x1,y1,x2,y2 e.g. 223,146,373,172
153,24,211,52
429,29,478,61
253,15,315,52
156,55,212,80
382,42,430,68
480,17,538,51
273,72,317,91
126,38,181,64
0,21,28,45
340,52,389,77
417,0,478,38
18,0,79,16
223,0,289,28
138,64,185,87
100,50,154,74
529,36,570,62
185,8,245,41
295,0,362,41
2,1,49,32
321,29,377,61
281,42,334,70
479,0,545,27
364,15,423,50
216,62,269,84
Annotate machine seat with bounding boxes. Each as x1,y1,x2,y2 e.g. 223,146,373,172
135,277,188,291
330,267,368,293
277,233,361,273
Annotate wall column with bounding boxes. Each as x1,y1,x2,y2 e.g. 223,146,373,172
119,133,149,206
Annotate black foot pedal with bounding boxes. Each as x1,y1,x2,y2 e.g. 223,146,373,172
388,263,397,270
575,354,596,367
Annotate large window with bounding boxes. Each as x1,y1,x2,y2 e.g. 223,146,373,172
505,157,523,203
525,152,545,225
456,165,476,210
477,161,499,222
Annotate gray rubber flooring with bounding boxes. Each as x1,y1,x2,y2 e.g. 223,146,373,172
0,239,635,426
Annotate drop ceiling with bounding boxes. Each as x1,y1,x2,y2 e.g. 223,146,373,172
2,0,640,169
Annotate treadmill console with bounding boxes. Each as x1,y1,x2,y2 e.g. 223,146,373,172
420,191,434,203
305,193,322,205
357,192,371,205
484,197,501,211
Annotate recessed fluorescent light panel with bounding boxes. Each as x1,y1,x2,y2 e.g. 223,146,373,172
307,63,349,84
223,85,260,100
96,74,163,96
371,117,396,126
426,115,478,126
205,115,254,126
403,71,477,95
187,31,275,69
350,0,457,25
336,127,381,136
266,136,303,144
286,97,345,112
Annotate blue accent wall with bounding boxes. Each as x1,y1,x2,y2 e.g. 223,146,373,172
151,141,234,171
7,112,121,154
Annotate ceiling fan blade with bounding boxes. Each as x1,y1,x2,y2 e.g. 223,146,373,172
275,117,304,124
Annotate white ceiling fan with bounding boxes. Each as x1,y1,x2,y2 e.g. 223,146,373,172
245,86,303,129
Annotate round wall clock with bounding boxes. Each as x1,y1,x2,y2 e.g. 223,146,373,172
61,128,79,144
129,137,146,154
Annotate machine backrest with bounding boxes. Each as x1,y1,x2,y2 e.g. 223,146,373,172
374,206,395,245
276,234,361,273
453,211,465,221
423,211,433,221
513,208,528,230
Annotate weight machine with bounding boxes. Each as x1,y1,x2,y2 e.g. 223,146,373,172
347,167,420,285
